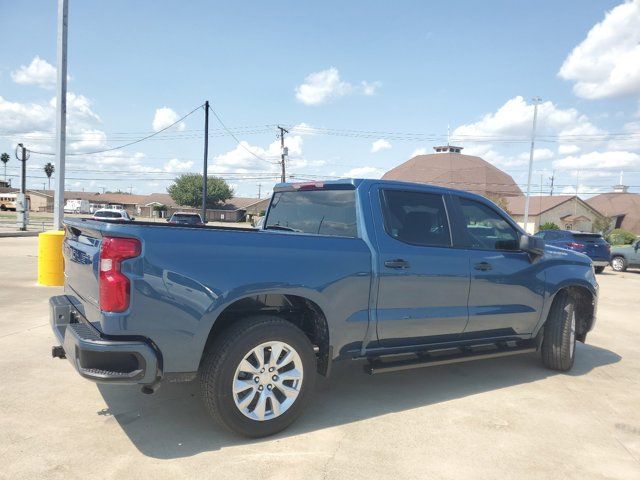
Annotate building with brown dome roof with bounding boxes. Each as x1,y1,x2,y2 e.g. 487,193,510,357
382,145,523,198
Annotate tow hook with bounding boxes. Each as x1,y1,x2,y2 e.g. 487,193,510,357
52,345,66,359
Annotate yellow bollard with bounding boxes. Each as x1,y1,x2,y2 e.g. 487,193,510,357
38,230,65,286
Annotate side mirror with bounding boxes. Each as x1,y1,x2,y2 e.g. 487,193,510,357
519,234,545,256
166,218,171,222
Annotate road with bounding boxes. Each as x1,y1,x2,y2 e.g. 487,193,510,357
1,236,639,479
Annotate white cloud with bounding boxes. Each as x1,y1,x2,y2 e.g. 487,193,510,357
452,96,602,140
558,0,640,99
0,96,53,133
558,144,581,155
343,166,384,178
295,67,381,105
553,150,640,170
371,139,392,153
411,147,428,157
163,158,194,172
11,56,57,89
152,107,186,132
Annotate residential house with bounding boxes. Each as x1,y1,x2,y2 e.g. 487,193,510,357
586,184,640,235
504,195,606,234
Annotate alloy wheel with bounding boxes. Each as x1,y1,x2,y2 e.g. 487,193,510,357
232,341,303,421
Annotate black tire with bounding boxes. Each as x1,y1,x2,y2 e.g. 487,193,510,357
199,315,316,437
594,266,605,274
611,256,627,272
541,292,576,371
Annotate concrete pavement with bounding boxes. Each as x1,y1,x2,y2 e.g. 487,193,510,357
1,236,639,479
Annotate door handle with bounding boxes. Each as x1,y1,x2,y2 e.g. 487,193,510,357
384,259,410,269
473,261,492,271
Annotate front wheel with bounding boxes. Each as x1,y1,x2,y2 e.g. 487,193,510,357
611,256,627,272
541,292,576,371
199,316,316,437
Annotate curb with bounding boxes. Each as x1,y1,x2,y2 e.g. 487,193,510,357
0,231,41,238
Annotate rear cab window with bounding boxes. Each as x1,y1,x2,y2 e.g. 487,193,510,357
265,188,357,237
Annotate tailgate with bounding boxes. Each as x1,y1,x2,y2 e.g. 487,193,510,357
63,223,103,308
574,233,609,259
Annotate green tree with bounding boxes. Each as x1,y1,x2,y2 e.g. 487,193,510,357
606,228,637,245
43,162,55,189
591,215,611,234
168,174,234,208
1,152,9,183
539,222,560,231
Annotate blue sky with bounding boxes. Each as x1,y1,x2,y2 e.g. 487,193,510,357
1,0,639,198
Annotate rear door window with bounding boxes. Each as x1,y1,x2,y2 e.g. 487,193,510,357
266,189,357,237
380,190,451,247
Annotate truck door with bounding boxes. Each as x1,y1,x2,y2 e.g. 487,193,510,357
453,196,544,335
372,186,470,346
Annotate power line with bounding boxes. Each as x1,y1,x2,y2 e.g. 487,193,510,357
26,103,205,156
207,104,279,165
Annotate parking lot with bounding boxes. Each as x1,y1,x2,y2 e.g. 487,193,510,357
1,236,639,480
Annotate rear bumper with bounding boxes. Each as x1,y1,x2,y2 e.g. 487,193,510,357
49,295,159,385
592,260,609,267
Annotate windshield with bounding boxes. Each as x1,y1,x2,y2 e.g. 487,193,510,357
265,189,357,237
172,214,202,224
95,211,122,218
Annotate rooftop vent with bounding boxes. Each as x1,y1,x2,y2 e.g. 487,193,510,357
433,145,463,154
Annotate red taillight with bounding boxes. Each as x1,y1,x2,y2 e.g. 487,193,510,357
567,242,585,249
99,237,141,312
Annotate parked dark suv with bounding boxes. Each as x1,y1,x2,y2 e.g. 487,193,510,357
534,230,610,273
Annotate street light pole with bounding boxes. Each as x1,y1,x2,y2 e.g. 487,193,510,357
53,0,68,231
523,97,541,233
202,100,209,223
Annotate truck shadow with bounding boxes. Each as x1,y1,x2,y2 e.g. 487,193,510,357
96,342,620,459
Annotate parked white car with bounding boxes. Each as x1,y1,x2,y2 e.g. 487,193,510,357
92,209,133,221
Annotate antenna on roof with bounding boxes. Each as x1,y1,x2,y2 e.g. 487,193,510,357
447,124,450,146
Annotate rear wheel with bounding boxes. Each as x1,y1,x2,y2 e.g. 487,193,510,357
594,266,605,274
541,292,576,371
611,256,626,272
199,315,316,437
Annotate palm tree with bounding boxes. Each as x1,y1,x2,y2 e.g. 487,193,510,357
1,153,9,183
44,162,55,190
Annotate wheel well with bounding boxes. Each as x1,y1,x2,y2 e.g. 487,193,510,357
202,294,331,375
559,286,595,342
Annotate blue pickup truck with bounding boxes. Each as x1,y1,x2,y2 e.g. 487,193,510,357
50,179,598,437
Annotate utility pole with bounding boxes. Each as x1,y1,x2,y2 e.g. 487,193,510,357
278,126,289,183
15,143,29,231
523,97,541,233
128,185,133,195
53,0,68,231
549,171,555,196
257,183,262,199
202,101,209,223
